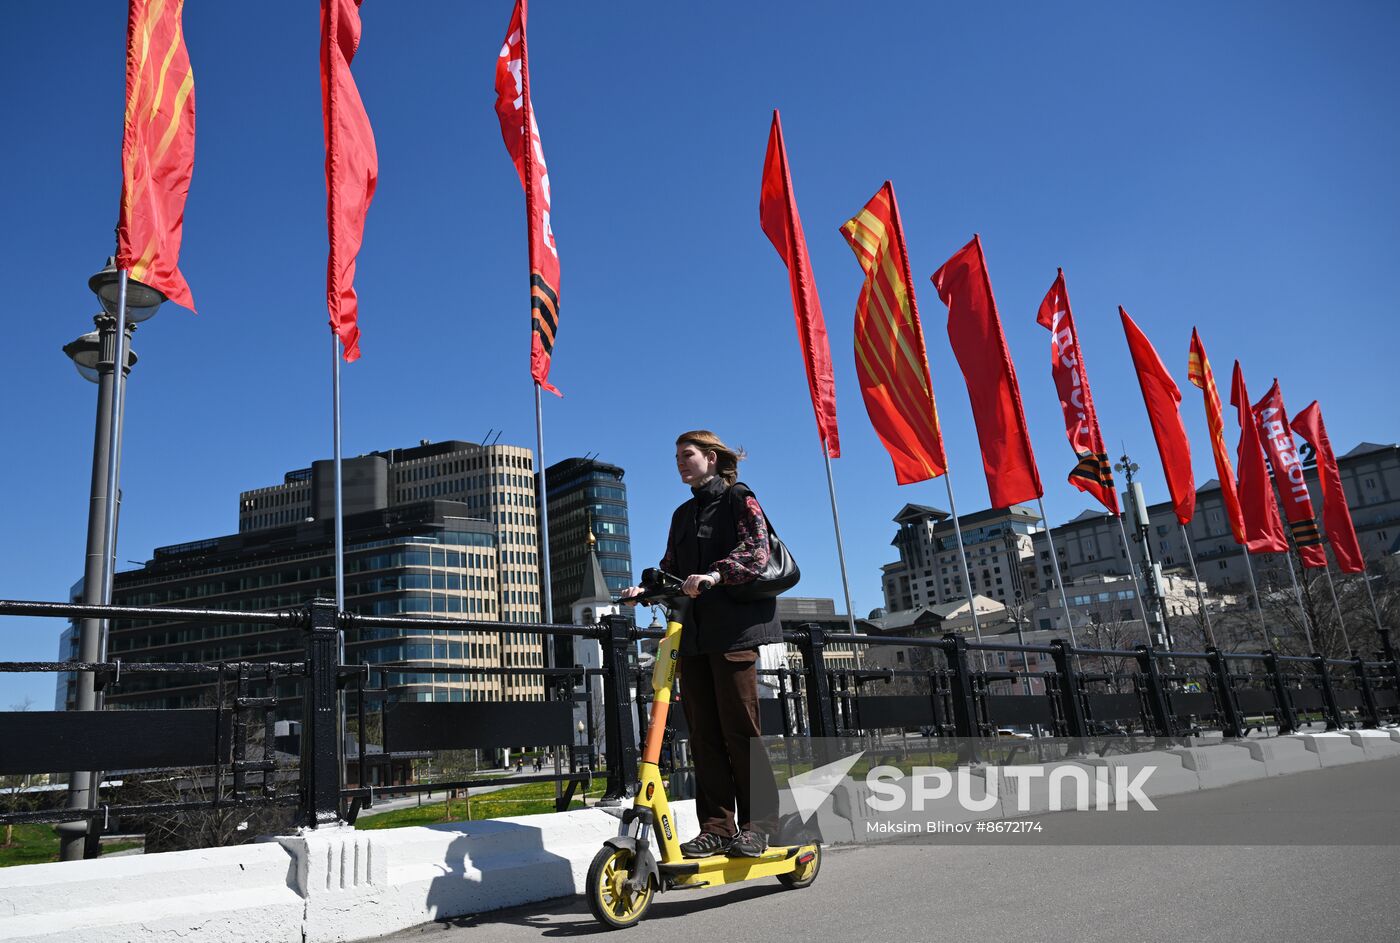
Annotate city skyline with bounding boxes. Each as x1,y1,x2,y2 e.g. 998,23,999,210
4,2,1399,710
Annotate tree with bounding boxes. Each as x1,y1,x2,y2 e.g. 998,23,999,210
1,697,37,847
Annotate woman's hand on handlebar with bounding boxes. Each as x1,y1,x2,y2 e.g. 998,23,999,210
681,573,717,597
618,586,645,607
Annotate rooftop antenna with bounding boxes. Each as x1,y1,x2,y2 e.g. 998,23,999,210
488,430,504,447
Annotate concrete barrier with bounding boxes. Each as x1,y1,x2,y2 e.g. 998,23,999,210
1292,731,1369,767
1342,729,1400,758
1231,736,1323,776
0,733,1393,943
1167,744,1268,789
1080,751,1201,805
0,842,302,943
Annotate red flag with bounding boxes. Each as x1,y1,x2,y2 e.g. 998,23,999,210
495,0,562,395
1188,330,1247,545
1036,269,1117,514
760,111,839,458
839,183,946,484
1120,308,1194,525
1291,402,1365,573
933,236,1042,507
1230,363,1289,554
1253,381,1327,568
117,0,197,312
322,0,378,363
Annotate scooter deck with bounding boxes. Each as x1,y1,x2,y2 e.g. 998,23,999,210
658,843,818,888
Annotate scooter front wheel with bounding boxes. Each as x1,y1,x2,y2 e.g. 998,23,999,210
587,846,655,930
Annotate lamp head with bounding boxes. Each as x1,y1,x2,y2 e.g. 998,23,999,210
89,257,164,323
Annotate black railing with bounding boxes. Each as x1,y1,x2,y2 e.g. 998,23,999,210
2,596,1399,856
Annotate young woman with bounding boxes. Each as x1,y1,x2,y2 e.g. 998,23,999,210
620,430,781,858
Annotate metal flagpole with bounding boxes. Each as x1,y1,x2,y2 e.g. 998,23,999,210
1178,524,1215,649
1362,573,1385,635
939,468,986,670
533,381,563,804
535,382,554,630
1322,567,1352,657
332,332,345,610
821,445,857,635
1037,498,1079,652
1282,550,1315,651
331,331,347,796
1240,546,1268,643
1114,514,1154,645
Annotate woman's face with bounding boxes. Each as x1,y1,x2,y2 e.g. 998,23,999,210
675,443,716,484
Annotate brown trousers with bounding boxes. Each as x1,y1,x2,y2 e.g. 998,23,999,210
678,649,779,837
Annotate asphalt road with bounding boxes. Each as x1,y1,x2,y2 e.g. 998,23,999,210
382,757,1400,943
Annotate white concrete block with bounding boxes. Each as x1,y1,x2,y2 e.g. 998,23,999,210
1291,731,1369,767
995,760,1100,816
1342,729,1400,758
0,842,303,943
1167,744,1268,789
1233,736,1323,776
1080,751,1200,805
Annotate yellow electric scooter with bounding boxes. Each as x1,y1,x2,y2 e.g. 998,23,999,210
586,568,822,930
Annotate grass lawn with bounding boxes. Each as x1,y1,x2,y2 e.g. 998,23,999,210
356,780,608,830
0,824,142,868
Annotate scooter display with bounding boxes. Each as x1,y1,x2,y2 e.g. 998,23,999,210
586,568,821,929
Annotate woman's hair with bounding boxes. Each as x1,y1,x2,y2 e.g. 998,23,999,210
675,430,745,485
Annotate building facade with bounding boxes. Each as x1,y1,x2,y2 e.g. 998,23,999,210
544,458,632,624
1036,441,1400,596
881,504,1041,612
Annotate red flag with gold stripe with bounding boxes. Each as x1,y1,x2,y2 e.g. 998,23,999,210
116,0,197,312
839,182,946,484
1253,381,1328,568
1188,329,1247,545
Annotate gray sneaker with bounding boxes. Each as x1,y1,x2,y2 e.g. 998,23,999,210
728,830,768,857
679,832,730,858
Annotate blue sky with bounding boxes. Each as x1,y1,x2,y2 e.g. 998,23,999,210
2,1,1397,708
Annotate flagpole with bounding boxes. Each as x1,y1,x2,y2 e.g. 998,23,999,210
1281,550,1315,651
332,331,345,610
1114,514,1154,646
1362,573,1384,635
821,444,857,635
1036,498,1078,653
1178,524,1215,648
939,468,986,670
1240,545,1268,643
1322,567,1352,657
534,381,554,635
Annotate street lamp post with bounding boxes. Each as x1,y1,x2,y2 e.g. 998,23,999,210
56,259,162,861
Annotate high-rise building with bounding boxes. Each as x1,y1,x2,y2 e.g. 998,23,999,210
544,457,631,624
60,439,554,711
881,505,1041,612
239,439,544,625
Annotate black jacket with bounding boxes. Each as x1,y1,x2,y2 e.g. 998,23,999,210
663,477,783,656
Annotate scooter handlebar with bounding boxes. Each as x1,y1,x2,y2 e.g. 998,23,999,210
618,568,686,605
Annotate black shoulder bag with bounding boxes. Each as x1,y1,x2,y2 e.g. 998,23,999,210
723,482,800,600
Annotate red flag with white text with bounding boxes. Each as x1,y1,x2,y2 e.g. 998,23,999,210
495,0,561,395
1253,381,1327,568
1290,402,1365,573
933,236,1042,507
1036,269,1117,514
322,0,378,362
760,110,839,457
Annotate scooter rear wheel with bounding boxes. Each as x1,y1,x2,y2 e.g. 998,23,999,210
777,844,821,889
587,846,654,929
